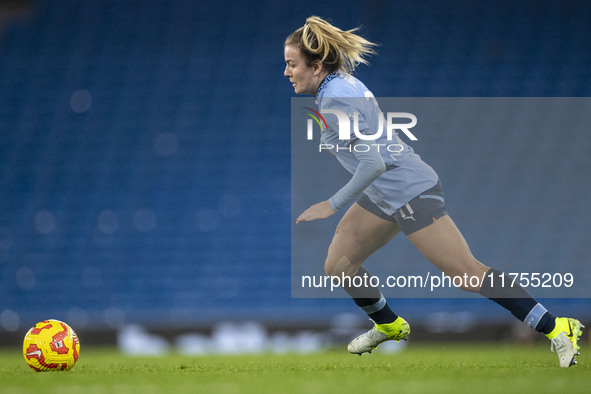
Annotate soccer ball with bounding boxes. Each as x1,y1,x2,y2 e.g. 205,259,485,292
23,319,80,371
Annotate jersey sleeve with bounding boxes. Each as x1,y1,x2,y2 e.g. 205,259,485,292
320,97,371,147
328,140,386,211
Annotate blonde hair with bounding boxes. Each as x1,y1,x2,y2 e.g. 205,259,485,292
284,16,377,75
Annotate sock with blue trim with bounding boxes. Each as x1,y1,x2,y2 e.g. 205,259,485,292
342,266,398,324
479,268,556,333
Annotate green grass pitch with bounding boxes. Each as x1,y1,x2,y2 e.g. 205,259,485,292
1,343,588,393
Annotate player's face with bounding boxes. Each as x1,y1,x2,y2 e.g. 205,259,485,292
284,45,324,95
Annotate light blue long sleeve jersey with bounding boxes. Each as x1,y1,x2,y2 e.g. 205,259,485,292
316,72,439,215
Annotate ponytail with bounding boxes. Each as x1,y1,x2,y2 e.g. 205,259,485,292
285,16,377,74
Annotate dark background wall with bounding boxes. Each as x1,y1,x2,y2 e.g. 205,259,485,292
1,0,590,338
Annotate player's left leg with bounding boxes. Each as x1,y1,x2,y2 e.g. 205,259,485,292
407,214,583,367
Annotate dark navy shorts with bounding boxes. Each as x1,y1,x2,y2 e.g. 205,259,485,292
357,180,448,235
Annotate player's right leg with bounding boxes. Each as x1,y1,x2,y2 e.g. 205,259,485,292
324,202,409,355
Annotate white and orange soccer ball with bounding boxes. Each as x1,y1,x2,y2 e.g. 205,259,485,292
23,319,80,371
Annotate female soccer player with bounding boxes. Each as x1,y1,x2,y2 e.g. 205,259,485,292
284,16,583,367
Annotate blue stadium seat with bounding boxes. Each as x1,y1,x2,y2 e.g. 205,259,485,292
0,0,590,331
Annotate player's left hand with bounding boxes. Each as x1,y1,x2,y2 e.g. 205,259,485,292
296,200,336,223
